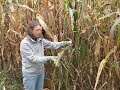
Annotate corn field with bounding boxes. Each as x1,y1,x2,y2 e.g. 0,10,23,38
0,0,120,90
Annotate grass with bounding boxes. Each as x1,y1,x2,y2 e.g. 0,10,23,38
0,70,23,90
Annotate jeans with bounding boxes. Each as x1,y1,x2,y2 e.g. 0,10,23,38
23,71,45,90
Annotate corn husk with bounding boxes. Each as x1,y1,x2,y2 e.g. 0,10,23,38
54,46,70,67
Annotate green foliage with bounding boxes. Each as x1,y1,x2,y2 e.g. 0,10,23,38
66,0,73,9
117,24,120,44
0,71,5,90
0,70,23,90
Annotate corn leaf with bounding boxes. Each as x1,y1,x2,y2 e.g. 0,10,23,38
110,17,120,38
94,49,114,90
36,14,54,40
117,25,120,44
98,12,120,20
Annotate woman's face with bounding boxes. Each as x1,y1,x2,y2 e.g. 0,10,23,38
32,25,42,38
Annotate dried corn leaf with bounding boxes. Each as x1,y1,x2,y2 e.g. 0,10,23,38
1,13,5,25
0,0,4,3
114,61,120,79
27,0,33,8
110,17,120,38
98,12,120,20
94,49,114,90
94,37,101,59
36,14,54,40
0,4,3,15
53,35,58,42
41,0,48,8
11,12,20,32
7,0,15,12
103,35,110,55
18,4,35,12
98,0,102,6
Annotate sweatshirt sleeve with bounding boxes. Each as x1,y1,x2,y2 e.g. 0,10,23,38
43,39,67,49
20,42,52,63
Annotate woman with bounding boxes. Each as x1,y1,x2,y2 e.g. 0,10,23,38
20,20,71,90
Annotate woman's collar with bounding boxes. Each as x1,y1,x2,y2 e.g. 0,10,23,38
27,35,42,42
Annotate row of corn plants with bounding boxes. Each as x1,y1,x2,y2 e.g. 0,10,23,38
0,0,120,90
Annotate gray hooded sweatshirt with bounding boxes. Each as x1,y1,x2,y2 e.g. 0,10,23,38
20,36,66,76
